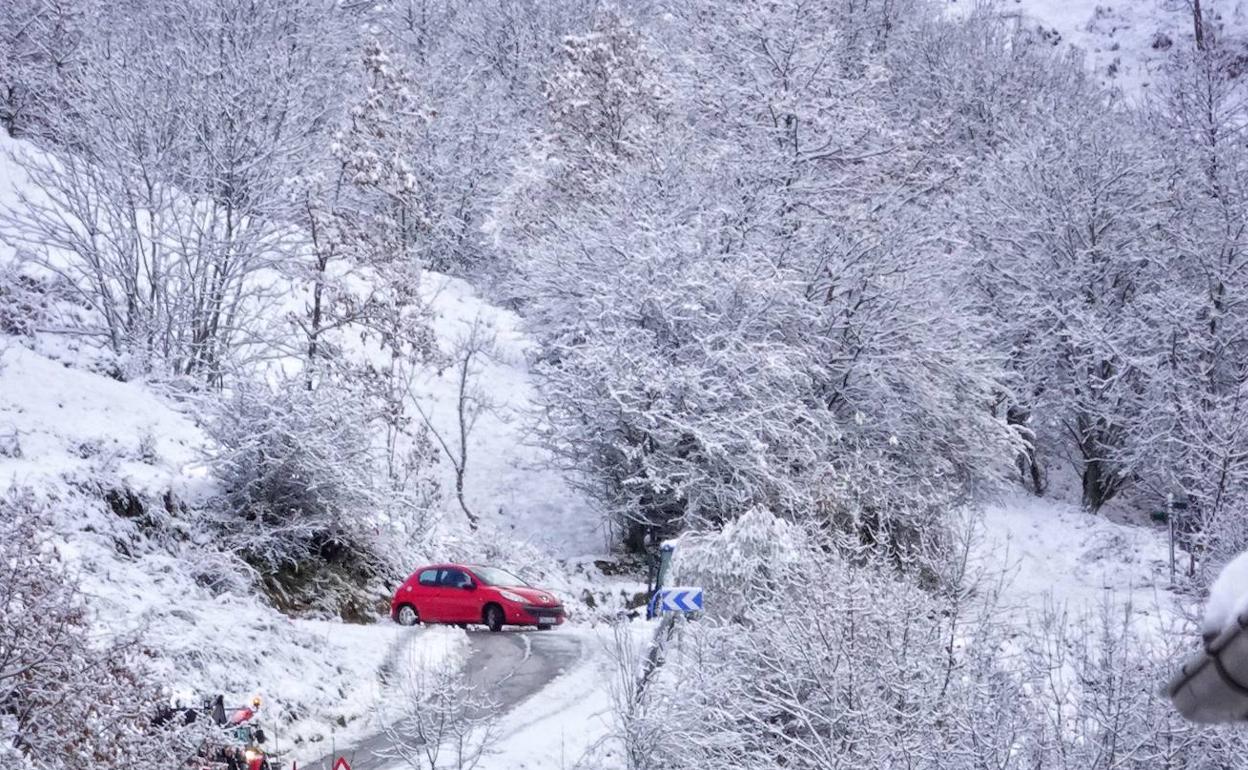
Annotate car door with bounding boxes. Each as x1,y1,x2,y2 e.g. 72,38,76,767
411,567,445,621
439,567,480,623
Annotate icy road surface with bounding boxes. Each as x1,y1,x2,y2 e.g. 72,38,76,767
310,629,584,770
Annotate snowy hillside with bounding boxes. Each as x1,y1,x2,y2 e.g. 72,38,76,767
411,273,606,557
0,126,604,759
956,0,1248,91
0,344,469,753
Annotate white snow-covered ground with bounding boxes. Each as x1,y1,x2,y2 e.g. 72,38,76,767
0,341,212,496
948,0,1248,93
972,494,1179,628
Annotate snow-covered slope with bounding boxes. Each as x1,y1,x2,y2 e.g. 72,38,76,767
973,494,1178,627
413,273,606,557
0,342,213,499
950,0,1248,92
0,339,467,753
0,130,604,757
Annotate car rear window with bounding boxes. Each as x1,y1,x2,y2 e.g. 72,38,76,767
418,569,439,586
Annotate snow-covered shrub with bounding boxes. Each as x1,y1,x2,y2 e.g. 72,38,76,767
0,267,42,338
377,646,498,770
638,534,1028,770
1016,597,1248,768
673,508,811,623
205,380,409,617
543,10,670,166
0,427,19,459
0,0,83,139
635,528,1248,769
0,489,203,769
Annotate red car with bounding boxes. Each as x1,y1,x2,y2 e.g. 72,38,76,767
391,563,565,631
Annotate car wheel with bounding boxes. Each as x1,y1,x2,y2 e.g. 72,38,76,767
396,604,420,626
484,604,504,633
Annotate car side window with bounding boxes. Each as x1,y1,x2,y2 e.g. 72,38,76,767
441,568,472,589
418,569,439,586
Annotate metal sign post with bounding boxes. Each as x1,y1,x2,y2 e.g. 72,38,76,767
646,541,677,620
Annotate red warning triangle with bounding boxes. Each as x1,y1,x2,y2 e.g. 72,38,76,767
333,759,352,770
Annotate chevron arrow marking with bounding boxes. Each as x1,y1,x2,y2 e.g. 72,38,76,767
655,586,703,613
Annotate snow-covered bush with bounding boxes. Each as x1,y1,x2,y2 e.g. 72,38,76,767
543,10,670,167
632,524,1248,769
672,508,811,623
637,530,1024,769
205,380,425,617
0,0,83,138
0,489,203,769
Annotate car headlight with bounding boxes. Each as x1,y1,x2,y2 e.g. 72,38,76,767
499,590,525,603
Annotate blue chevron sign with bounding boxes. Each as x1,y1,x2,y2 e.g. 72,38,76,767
651,586,703,614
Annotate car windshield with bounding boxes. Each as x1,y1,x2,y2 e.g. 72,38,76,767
471,566,528,587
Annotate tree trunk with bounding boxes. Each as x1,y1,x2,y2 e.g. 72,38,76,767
1194,0,1208,52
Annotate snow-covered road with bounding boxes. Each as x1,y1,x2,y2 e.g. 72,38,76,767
308,629,584,770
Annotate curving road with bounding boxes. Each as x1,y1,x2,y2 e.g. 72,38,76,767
307,628,582,770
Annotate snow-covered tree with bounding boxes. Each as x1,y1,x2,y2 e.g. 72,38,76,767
1132,41,1248,569
0,0,344,384
544,10,669,166
0,0,85,138
0,490,204,769
506,1,1014,552
964,91,1170,511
